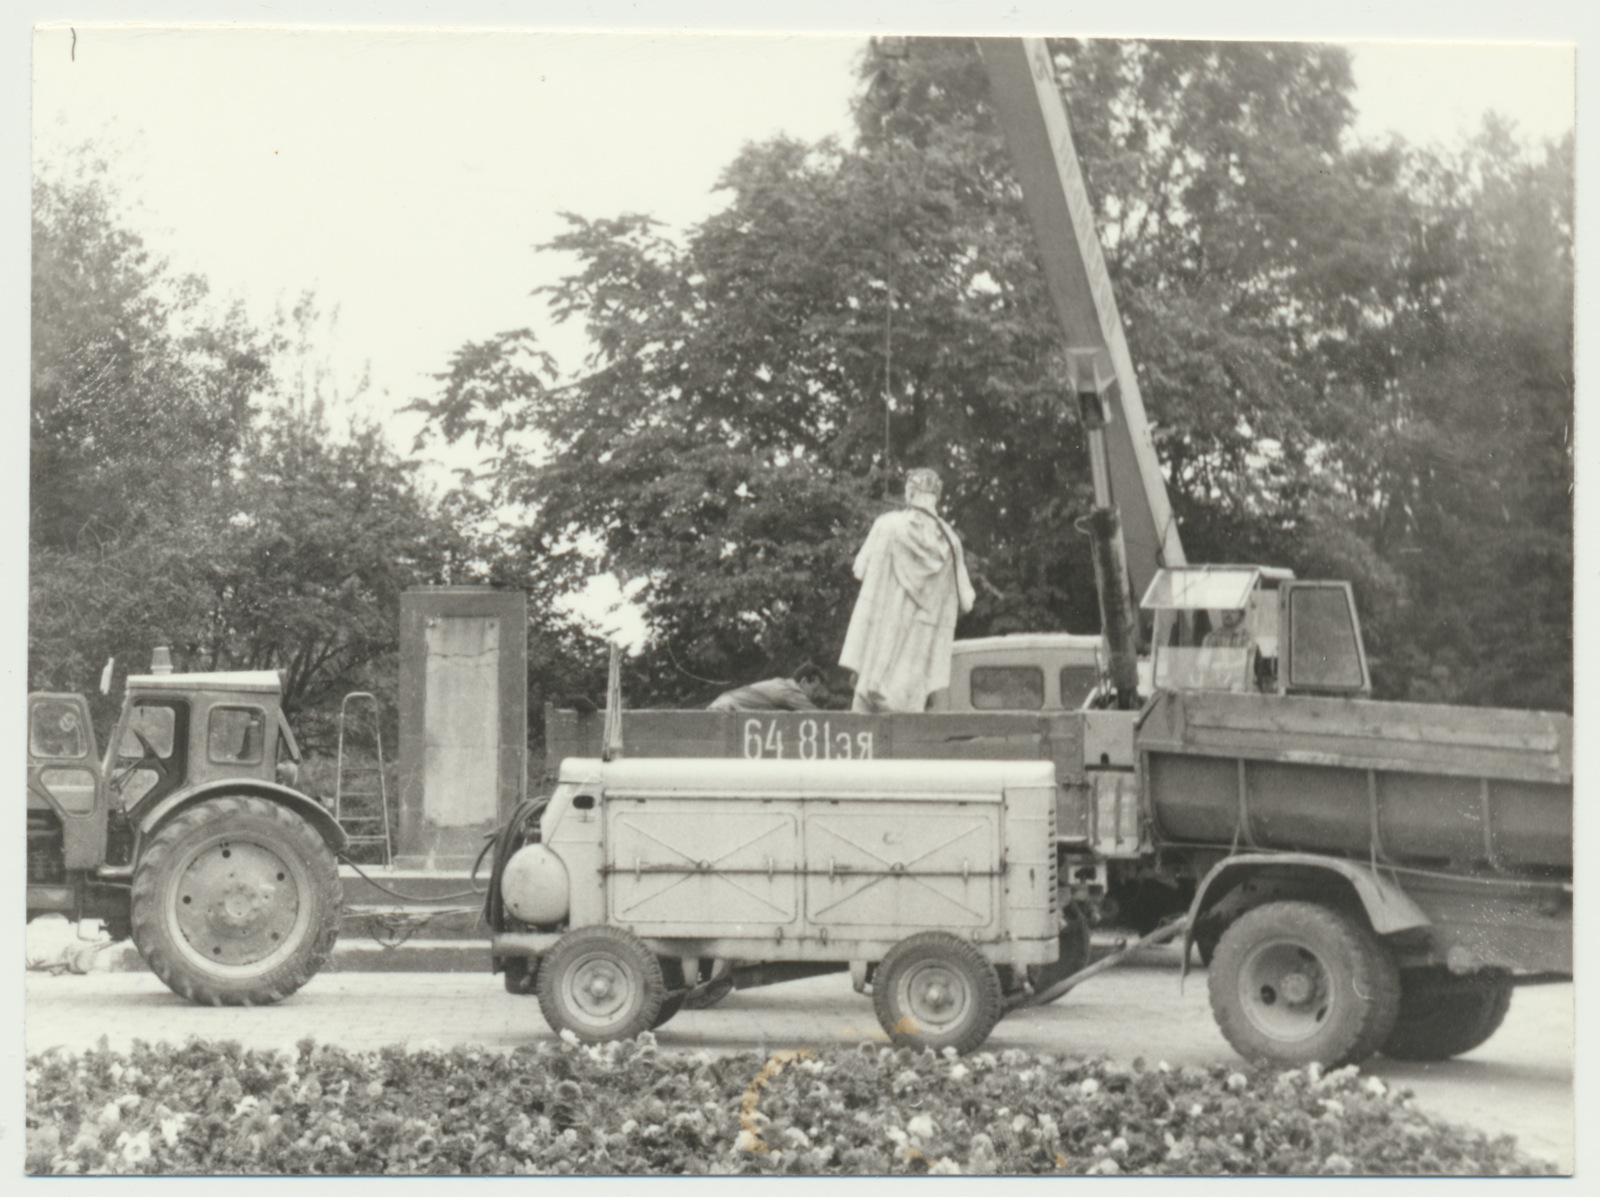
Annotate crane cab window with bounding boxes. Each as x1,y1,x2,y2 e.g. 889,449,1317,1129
209,706,267,765
1286,585,1366,691
970,666,1045,710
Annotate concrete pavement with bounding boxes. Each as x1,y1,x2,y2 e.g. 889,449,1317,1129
25,964,1574,1172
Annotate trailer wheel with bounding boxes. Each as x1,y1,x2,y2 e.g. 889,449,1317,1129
1027,904,1091,997
1381,969,1513,1061
874,932,1004,1054
130,795,341,1007
537,925,664,1042
1208,901,1399,1067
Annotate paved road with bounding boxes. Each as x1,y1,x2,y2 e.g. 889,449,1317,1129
26,964,1573,1172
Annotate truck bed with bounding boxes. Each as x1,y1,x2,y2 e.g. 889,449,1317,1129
1136,690,1572,873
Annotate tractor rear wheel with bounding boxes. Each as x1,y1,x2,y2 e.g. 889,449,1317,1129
1208,901,1399,1067
130,795,341,1006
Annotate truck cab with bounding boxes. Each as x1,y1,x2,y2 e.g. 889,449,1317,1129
927,632,1106,712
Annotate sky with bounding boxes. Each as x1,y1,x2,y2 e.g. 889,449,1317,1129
27,23,1577,484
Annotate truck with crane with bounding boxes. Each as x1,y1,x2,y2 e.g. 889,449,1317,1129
488,38,1571,1065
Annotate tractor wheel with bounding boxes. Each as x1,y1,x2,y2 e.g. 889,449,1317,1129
873,932,1004,1055
130,795,341,1006
1381,969,1514,1061
1027,904,1092,998
537,925,664,1043
1208,901,1399,1068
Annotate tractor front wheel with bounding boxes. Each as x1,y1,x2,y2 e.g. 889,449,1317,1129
130,795,342,1006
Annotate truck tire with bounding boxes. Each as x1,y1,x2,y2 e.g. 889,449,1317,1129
537,925,665,1043
1027,904,1091,998
1381,969,1514,1061
874,932,1004,1055
1208,901,1399,1067
130,795,341,1006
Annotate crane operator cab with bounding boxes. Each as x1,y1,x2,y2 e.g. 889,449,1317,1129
1142,566,1373,699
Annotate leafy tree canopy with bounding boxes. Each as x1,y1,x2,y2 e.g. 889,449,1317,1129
30,159,475,747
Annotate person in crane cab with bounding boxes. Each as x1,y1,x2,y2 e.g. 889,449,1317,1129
1203,607,1255,650
840,467,975,713
707,663,840,712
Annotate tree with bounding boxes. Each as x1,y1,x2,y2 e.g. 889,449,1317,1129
30,159,273,551
30,159,472,744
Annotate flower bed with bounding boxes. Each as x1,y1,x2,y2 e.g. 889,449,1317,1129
26,1034,1554,1176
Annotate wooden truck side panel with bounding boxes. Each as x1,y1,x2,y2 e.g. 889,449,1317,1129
545,706,1094,841
1137,690,1572,873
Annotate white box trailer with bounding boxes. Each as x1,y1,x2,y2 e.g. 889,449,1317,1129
490,756,1061,1051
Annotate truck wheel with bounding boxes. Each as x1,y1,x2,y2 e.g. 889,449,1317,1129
537,925,664,1042
130,795,341,1006
1381,969,1513,1060
1027,904,1091,997
873,932,1004,1054
1208,901,1399,1067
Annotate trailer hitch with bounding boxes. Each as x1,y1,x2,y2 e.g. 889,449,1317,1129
1017,916,1190,1010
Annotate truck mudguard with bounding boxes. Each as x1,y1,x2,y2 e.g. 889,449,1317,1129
1183,852,1430,977
136,779,349,854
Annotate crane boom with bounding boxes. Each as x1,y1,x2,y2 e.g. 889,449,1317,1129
977,38,1185,605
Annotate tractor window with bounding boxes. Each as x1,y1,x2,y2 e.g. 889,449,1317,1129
30,699,88,759
114,700,186,809
970,666,1045,710
119,704,176,759
209,706,266,765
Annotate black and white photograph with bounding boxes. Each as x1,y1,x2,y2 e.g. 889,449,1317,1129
14,0,1582,1179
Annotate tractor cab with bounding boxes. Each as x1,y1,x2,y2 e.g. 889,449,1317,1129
1141,566,1372,698
108,667,302,821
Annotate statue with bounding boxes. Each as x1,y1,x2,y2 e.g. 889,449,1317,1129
839,468,974,712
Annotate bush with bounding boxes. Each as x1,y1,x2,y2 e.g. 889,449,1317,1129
26,1035,1554,1175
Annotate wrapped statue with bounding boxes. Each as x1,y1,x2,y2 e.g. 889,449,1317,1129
839,468,975,712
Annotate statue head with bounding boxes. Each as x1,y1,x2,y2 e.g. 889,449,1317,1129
904,468,942,513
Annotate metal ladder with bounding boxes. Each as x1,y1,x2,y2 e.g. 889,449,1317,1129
334,692,392,865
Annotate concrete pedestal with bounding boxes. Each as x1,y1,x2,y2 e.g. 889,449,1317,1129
396,587,527,869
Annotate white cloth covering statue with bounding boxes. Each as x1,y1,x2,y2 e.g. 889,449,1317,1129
839,468,975,713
